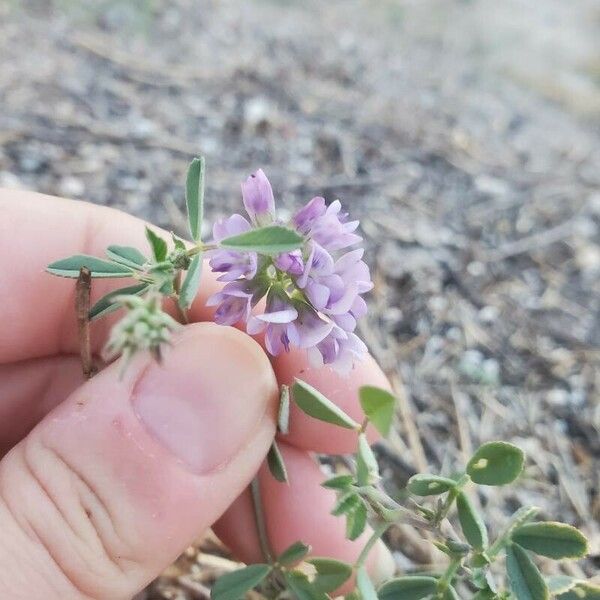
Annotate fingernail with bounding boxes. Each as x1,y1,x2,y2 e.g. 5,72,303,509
132,324,275,473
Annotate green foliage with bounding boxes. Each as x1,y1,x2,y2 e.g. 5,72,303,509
220,225,304,254
145,226,168,262
345,500,367,541
292,379,360,430
358,386,396,437
178,253,202,309
185,156,205,242
377,576,438,600
106,245,147,269
557,582,600,600
308,558,353,593
506,543,549,600
456,491,488,550
406,474,457,496
89,283,149,320
356,567,378,600
47,254,134,278
512,522,588,560
210,564,272,600
322,474,354,490
278,541,311,567
284,571,329,600
266,440,288,483
356,433,379,486
467,441,525,486
278,384,291,434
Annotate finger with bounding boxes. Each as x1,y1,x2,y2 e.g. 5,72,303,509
0,323,277,599
214,443,395,591
0,190,220,363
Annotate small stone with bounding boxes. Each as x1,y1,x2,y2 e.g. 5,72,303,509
478,305,499,323
59,176,85,198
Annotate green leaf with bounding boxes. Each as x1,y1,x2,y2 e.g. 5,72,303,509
512,522,588,560
284,571,329,600
332,491,361,517
47,255,134,278
557,583,600,600
292,379,360,430
106,245,147,270
357,567,378,600
179,254,202,309
406,474,457,496
267,440,288,483
456,491,488,550
346,500,368,541
211,564,271,600
278,384,290,434
356,433,379,486
377,576,438,600
506,543,549,600
322,474,354,490
546,576,577,595
359,386,396,437
89,283,148,320
308,558,353,593
220,225,304,255
467,441,525,486
278,541,311,566
186,156,205,241
145,226,168,262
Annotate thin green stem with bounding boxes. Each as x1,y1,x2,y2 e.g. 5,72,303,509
251,477,274,564
355,521,390,568
171,272,189,324
437,556,462,592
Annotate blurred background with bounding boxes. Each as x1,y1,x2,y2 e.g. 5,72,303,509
1,0,598,596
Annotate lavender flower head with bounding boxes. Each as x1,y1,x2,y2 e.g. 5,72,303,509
207,170,372,373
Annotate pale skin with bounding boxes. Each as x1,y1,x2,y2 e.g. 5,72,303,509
0,189,395,599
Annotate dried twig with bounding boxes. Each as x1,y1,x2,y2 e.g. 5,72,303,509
76,267,95,379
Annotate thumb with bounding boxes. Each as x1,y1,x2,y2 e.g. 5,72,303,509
0,323,277,600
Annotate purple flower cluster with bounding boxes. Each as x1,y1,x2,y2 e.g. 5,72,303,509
207,169,372,373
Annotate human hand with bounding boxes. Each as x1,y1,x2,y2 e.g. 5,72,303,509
0,189,394,599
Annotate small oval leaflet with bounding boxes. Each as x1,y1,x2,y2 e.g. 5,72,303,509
346,500,367,541
89,283,149,321
511,522,588,560
145,226,168,262
106,245,147,269
356,432,379,486
284,571,329,600
378,576,438,600
406,474,457,496
467,441,525,486
220,225,304,255
292,379,360,430
322,474,354,490
179,253,203,309
456,491,488,550
556,582,600,600
278,541,311,566
358,385,396,437
210,563,271,600
307,558,353,593
47,255,134,278
186,156,205,242
267,440,288,483
506,543,549,600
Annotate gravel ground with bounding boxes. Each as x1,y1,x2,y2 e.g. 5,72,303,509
1,0,598,596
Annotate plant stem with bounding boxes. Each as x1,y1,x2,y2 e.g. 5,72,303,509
251,476,274,563
75,267,95,379
437,556,462,592
355,522,390,568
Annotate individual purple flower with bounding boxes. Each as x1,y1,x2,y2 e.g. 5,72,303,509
241,169,275,224
209,214,257,282
294,198,361,252
206,281,254,326
247,294,298,356
274,249,304,276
